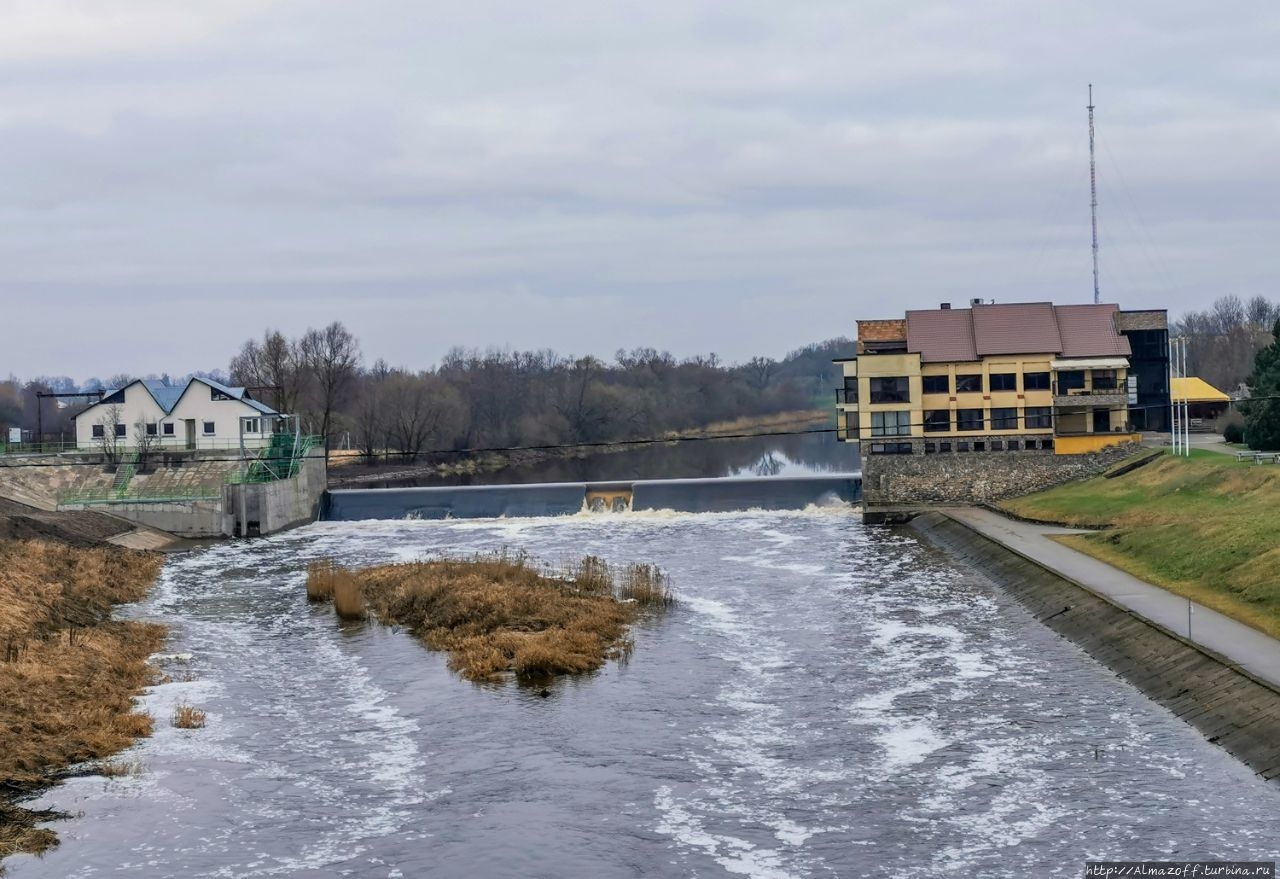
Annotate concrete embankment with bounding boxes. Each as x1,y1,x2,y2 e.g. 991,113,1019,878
910,511,1280,781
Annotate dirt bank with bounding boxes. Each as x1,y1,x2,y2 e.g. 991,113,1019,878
0,535,166,867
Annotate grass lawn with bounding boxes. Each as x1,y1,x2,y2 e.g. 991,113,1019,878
999,450,1280,639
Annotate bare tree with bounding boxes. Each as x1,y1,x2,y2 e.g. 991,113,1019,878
132,415,160,471
229,329,306,415
383,372,463,460
745,356,776,392
94,404,125,465
299,322,362,445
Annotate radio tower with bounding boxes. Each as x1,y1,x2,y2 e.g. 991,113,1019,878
1088,84,1100,304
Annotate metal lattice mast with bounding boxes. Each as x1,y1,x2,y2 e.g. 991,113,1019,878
1088,84,1100,304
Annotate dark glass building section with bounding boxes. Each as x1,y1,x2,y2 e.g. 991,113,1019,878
1116,310,1170,432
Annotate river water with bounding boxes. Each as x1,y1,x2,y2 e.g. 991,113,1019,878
12,509,1280,878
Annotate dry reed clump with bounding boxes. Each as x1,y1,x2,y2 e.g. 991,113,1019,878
0,538,166,866
313,552,674,683
171,704,206,729
306,560,366,619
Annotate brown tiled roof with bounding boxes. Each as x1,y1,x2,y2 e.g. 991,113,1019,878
1056,304,1131,357
894,301,1133,362
972,302,1062,355
906,309,977,362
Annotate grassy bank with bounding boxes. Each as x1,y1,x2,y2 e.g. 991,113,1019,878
999,450,1280,638
0,539,165,864
308,553,674,682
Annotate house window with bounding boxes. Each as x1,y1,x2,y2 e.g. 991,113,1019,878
989,373,1017,392
1057,370,1086,392
114,423,126,438
163,422,175,436
991,440,1004,451
956,408,984,431
203,421,216,436
924,442,937,454
922,374,950,394
842,376,859,404
1042,438,1054,450
956,374,983,393
869,376,910,404
145,422,158,436
870,410,912,437
868,442,913,455
991,407,1018,430
956,441,971,452
92,424,105,439
939,441,952,453
1007,440,1021,451
1024,372,1050,390
973,441,986,452
243,418,261,434
923,410,950,433
211,388,233,401
842,410,859,438
1092,369,1118,390
1025,407,1052,429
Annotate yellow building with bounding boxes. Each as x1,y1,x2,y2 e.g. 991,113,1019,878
835,302,1144,456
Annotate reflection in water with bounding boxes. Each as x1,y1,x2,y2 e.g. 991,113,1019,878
347,431,861,489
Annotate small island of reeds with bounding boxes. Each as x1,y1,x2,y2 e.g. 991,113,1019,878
306,552,675,683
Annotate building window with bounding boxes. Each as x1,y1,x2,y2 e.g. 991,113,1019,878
163,422,175,436
939,441,952,452
869,376,910,404
211,388,233,401
145,422,158,436
1007,440,1020,451
973,441,986,452
991,440,1004,451
1024,372,1050,390
989,373,1017,392
924,442,937,454
1092,369,1118,390
922,374,950,394
243,418,261,434
923,410,950,433
203,421,216,436
1025,406,1052,429
840,410,859,440
991,407,1018,430
869,442,913,455
840,376,859,405
870,410,912,436
1040,438,1055,451
92,424,105,439
955,374,983,393
114,423,126,438
957,441,971,452
956,408,984,431
1057,370,1086,392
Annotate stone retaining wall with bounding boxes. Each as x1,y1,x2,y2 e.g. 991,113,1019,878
910,512,1280,781
862,441,1138,506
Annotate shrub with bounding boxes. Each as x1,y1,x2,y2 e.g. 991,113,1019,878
171,704,206,729
1224,421,1244,444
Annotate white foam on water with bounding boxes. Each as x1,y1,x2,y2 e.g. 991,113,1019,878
876,721,948,770
654,787,802,879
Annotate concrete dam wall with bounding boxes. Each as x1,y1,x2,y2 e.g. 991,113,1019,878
321,474,861,521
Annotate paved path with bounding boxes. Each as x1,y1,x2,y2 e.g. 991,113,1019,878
945,506,1280,691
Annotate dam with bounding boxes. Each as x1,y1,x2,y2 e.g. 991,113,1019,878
321,472,863,521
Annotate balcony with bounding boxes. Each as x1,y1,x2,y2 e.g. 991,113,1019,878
834,388,859,406
1051,384,1127,409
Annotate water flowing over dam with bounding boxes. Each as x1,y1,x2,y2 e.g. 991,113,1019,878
321,473,862,521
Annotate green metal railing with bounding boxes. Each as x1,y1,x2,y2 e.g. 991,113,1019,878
0,440,81,456
56,433,322,506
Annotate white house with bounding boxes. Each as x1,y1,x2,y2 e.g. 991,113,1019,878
74,377,281,451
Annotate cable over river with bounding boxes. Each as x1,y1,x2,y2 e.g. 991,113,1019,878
12,509,1280,878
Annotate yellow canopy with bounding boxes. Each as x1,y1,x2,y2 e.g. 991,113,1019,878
1171,376,1230,403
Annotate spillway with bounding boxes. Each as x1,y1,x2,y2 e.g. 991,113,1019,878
320,473,861,521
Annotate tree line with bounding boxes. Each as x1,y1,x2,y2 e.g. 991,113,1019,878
225,324,852,461
1172,295,1280,395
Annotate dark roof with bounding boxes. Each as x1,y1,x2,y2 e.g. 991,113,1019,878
1056,304,1131,357
972,302,1062,356
902,301,1131,362
906,309,978,362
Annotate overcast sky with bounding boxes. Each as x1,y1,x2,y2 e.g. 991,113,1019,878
3,0,1278,379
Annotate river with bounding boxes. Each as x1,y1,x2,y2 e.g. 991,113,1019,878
339,429,860,488
10,509,1279,878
